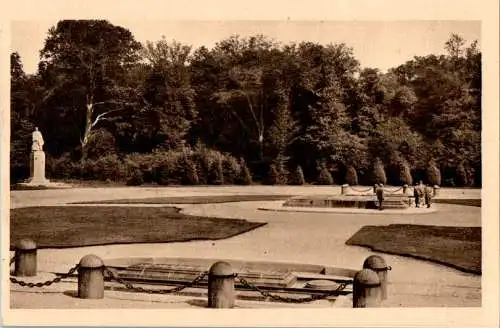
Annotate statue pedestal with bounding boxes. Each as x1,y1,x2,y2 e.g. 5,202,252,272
16,128,72,189
27,150,50,185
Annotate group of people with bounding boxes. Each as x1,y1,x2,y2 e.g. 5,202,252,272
374,181,433,211
413,181,433,208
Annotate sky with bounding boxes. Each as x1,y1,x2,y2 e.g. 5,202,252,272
11,20,480,74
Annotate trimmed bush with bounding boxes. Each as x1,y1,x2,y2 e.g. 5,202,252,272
426,159,441,186
317,166,334,185
266,164,279,185
222,156,241,184
237,158,253,185
345,166,358,185
456,163,468,186
290,165,305,185
399,161,413,186
181,155,200,185
266,163,288,185
47,154,79,179
156,163,170,185
372,158,387,185
125,152,165,183
209,157,224,185
126,168,144,186
192,147,213,184
83,128,116,160
191,146,229,185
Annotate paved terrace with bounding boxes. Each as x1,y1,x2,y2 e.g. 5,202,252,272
8,186,481,308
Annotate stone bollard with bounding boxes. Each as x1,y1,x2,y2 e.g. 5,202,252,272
363,255,391,300
14,239,37,277
341,184,349,195
403,184,408,194
433,185,440,197
78,254,105,299
208,261,235,308
353,269,382,308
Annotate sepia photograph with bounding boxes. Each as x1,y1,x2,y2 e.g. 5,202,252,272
2,1,499,327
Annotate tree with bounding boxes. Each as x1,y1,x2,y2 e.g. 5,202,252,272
140,38,197,150
192,35,280,162
369,117,425,169
266,88,299,182
38,20,142,156
293,42,360,177
389,35,481,185
10,52,35,182
445,34,466,58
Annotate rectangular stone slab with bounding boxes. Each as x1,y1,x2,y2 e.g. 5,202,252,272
102,257,356,290
116,262,298,288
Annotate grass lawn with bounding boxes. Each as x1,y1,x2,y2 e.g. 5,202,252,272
10,206,266,249
346,224,481,274
72,194,292,204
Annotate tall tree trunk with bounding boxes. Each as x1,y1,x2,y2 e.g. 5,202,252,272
81,102,94,159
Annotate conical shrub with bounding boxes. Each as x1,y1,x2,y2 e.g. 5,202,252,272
317,166,334,185
426,159,441,186
345,166,358,185
372,158,387,185
290,165,305,185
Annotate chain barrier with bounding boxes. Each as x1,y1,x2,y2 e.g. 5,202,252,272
9,262,350,304
10,264,79,288
105,267,208,294
237,276,348,304
349,187,373,193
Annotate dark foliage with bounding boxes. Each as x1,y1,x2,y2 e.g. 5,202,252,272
10,22,481,187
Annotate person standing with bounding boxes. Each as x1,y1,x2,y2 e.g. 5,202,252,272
424,184,433,208
376,183,385,210
413,182,421,208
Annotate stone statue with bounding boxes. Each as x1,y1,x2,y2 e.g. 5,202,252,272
32,127,44,151
28,127,49,185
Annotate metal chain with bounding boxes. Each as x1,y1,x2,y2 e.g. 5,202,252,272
237,276,348,304
105,267,208,294
349,187,373,193
10,264,79,288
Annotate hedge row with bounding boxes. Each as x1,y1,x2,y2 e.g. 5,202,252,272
45,148,461,187
46,147,253,186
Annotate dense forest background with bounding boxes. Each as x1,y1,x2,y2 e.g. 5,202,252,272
11,20,481,187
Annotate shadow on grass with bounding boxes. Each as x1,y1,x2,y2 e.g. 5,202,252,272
10,206,267,249
346,224,481,274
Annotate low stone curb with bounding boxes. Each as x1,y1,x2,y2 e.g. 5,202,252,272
258,203,438,215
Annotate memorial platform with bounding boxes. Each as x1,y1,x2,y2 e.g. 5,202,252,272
37,257,356,304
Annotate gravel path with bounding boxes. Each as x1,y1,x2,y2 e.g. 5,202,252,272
8,186,481,307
